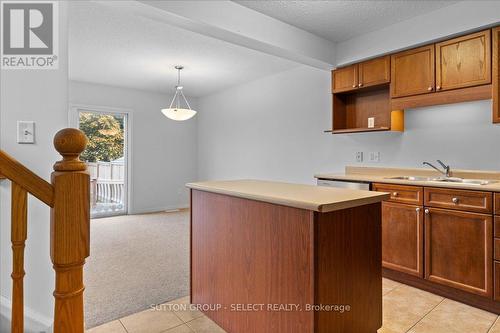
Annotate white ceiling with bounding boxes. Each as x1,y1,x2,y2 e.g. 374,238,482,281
68,1,299,97
235,0,459,43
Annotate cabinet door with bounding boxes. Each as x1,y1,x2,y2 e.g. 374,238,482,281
359,56,390,88
391,45,435,98
436,30,491,91
494,27,500,123
424,208,492,297
332,65,358,93
382,202,423,277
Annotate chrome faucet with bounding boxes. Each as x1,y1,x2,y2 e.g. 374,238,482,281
423,160,451,178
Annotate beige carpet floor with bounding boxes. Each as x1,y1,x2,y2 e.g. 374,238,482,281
84,211,190,328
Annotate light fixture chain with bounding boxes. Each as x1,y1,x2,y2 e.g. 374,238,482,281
180,90,192,110
169,90,179,109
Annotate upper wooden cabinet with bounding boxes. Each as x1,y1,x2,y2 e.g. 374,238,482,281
332,64,358,93
358,56,390,88
391,45,435,98
331,27,500,133
494,27,500,123
436,30,491,91
332,56,390,93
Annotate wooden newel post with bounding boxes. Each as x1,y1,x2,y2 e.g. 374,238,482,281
50,128,90,333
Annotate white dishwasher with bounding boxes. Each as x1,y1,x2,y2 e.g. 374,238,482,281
316,178,370,190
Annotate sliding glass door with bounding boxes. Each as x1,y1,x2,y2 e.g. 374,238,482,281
75,108,129,218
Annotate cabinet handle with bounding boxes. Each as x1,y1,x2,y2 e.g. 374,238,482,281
416,207,421,212
436,86,441,91
452,197,459,204
392,192,399,197
352,84,357,88
358,83,363,87
425,209,430,215
427,86,433,91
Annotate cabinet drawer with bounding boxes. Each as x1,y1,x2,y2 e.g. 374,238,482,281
495,193,500,215
424,187,492,213
372,183,423,205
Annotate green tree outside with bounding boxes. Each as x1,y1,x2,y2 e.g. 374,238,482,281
79,112,124,162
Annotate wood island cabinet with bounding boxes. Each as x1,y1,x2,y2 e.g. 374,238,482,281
424,207,492,297
391,45,435,98
188,181,387,333
381,202,424,277
435,30,491,91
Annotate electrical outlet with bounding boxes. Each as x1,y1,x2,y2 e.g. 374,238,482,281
355,151,363,162
369,152,381,163
368,117,375,128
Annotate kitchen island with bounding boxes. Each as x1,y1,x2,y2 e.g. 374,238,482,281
186,179,389,333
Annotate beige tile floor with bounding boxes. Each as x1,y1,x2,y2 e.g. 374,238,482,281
87,278,500,333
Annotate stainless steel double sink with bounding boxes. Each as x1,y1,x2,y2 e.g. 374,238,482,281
385,176,497,186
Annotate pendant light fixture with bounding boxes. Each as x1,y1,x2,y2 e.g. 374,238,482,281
161,65,197,121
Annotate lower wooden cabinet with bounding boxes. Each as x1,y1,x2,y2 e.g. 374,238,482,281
424,207,492,297
382,202,423,277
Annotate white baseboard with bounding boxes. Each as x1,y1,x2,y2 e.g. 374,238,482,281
0,295,53,333
129,204,190,215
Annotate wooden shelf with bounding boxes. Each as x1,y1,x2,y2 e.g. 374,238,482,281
331,127,391,134
332,84,404,134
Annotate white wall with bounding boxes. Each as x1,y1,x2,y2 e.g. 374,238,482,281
197,66,500,184
336,1,500,65
197,3,500,183
69,81,198,213
0,2,69,330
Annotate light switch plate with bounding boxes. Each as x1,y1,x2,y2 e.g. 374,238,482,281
17,121,35,144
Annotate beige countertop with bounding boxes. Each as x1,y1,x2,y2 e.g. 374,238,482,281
315,166,500,192
186,179,389,213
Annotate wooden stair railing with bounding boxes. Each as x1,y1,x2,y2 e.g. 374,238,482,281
0,128,90,333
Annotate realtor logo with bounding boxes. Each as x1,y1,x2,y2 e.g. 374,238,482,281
1,1,58,69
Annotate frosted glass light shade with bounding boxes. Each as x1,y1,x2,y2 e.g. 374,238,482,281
161,108,197,121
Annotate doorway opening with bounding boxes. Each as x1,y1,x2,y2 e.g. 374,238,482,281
71,106,130,218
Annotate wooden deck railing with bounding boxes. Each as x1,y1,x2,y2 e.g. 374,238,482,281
0,128,90,333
